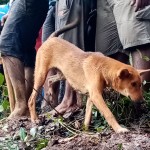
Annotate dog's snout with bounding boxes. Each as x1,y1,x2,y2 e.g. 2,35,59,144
133,98,145,106
133,99,145,112
129,94,145,103
136,100,145,104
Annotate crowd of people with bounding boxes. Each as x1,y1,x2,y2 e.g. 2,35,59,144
0,0,150,118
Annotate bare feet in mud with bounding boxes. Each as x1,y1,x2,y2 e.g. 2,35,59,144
42,91,83,118
8,106,29,119
50,103,80,118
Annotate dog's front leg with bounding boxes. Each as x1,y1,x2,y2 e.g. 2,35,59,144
89,89,129,133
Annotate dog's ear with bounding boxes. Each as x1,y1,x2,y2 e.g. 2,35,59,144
117,68,131,80
137,69,150,75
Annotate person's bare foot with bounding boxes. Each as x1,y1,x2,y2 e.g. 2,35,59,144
8,106,28,119
49,101,80,117
49,92,83,117
63,104,80,118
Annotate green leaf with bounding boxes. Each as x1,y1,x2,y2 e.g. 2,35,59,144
96,126,105,132
118,143,123,150
2,99,10,110
3,86,8,96
142,55,150,62
0,73,4,86
136,49,150,61
0,105,4,112
19,127,27,141
36,139,48,150
24,135,28,142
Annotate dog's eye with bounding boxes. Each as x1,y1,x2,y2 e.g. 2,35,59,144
131,82,137,87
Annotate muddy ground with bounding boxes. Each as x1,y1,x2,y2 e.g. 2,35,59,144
0,109,149,150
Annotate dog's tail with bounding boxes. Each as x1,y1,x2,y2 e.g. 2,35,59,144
50,7,80,38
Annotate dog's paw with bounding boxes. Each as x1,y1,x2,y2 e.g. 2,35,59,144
31,119,40,125
115,127,129,133
30,116,39,124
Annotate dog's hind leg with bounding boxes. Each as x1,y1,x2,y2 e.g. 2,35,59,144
28,57,49,122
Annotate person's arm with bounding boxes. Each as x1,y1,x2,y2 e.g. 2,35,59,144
1,0,15,26
1,14,9,26
131,0,150,11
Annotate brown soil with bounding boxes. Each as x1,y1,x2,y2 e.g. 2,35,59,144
0,111,149,150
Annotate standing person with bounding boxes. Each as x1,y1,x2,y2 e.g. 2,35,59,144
52,0,97,115
41,0,97,115
96,0,150,90
0,0,49,118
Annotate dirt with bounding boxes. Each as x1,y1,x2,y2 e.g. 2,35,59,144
0,110,150,150
46,132,150,150
0,89,150,150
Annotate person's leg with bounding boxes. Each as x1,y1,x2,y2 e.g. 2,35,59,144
51,81,80,115
2,57,15,113
24,67,34,116
23,0,49,113
47,0,95,116
0,0,31,118
42,69,59,110
0,0,49,119
112,0,150,90
2,56,28,118
24,67,34,100
131,45,150,91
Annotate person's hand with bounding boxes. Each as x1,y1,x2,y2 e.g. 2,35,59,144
131,0,150,11
1,14,9,26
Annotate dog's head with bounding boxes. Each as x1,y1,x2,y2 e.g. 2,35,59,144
114,67,150,104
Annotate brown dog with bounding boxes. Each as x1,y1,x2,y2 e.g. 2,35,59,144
28,19,149,133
